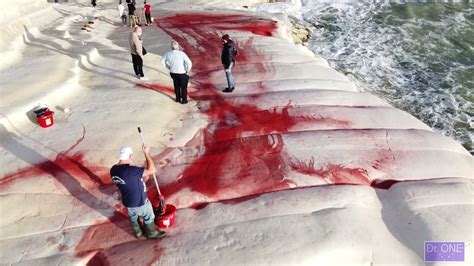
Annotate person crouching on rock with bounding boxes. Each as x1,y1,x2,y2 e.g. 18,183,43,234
160,41,193,104
221,34,237,93
129,26,147,80
110,146,166,239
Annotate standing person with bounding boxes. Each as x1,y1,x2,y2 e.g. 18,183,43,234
144,1,152,26
110,146,166,239
118,0,127,26
126,0,137,27
129,26,147,80
160,41,192,104
221,34,237,93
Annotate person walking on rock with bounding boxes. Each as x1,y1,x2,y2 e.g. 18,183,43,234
126,0,138,27
118,0,127,26
129,26,147,80
110,146,166,239
144,1,152,26
160,41,192,104
221,34,237,92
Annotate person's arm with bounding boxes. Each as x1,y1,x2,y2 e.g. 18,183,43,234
160,53,170,70
133,33,144,59
183,52,192,74
142,145,156,179
222,47,231,69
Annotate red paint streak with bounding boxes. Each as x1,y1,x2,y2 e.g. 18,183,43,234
1,153,111,190
370,179,400,189
1,127,111,190
86,252,111,266
76,210,131,255
291,157,372,185
136,83,175,96
189,202,210,210
0,126,127,264
156,13,277,37
143,11,358,209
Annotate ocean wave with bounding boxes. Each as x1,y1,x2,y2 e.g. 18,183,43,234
290,0,473,153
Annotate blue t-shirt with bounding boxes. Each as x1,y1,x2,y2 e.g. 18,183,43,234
110,164,147,208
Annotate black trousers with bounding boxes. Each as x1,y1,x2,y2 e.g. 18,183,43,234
145,12,152,24
170,73,189,102
131,54,144,77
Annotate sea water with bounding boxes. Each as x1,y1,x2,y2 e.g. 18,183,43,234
257,1,473,153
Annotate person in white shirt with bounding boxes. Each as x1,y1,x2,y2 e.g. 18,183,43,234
160,41,192,104
118,1,127,26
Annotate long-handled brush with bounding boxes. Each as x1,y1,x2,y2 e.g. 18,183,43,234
138,126,166,216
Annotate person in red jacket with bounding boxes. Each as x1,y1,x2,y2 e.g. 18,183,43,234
144,1,152,26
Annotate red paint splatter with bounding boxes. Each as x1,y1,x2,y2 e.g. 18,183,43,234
136,83,175,96
290,157,372,185
139,11,361,209
0,126,126,264
370,179,400,190
86,251,111,266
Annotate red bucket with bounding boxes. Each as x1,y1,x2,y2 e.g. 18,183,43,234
156,204,176,228
37,110,54,128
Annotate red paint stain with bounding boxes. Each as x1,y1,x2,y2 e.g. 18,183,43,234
0,126,126,264
1,153,111,190
370,179,400,189
290,157,372,185
86,251,111,266
141,11,361,209
76,210,131,255
136,83,175,96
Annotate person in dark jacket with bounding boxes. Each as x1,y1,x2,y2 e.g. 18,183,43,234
127,0,137,26
221,34,236,92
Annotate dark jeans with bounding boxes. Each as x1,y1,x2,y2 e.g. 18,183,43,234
121,14,127,25
145,12,152,24
170,73,189,103
131,54,144,77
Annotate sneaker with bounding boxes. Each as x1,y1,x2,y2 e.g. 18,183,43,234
140,76,148,81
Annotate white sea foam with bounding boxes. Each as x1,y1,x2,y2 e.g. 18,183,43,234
256,0,473,153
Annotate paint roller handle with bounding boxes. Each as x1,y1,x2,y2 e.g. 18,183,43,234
137,126,162,196
138,126,146,145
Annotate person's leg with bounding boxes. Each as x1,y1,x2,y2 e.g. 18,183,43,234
181,74,189,103
137,55,144,77
227,62,235,89
176,73,185,103
140,200,165,239
224,63,235,91
127,206,143,238
170,73,180,102
145,13,151,25
122,15,127,25
131,54,139,76
140,200,155,225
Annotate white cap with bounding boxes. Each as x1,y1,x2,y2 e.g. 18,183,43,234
119,146,133,160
